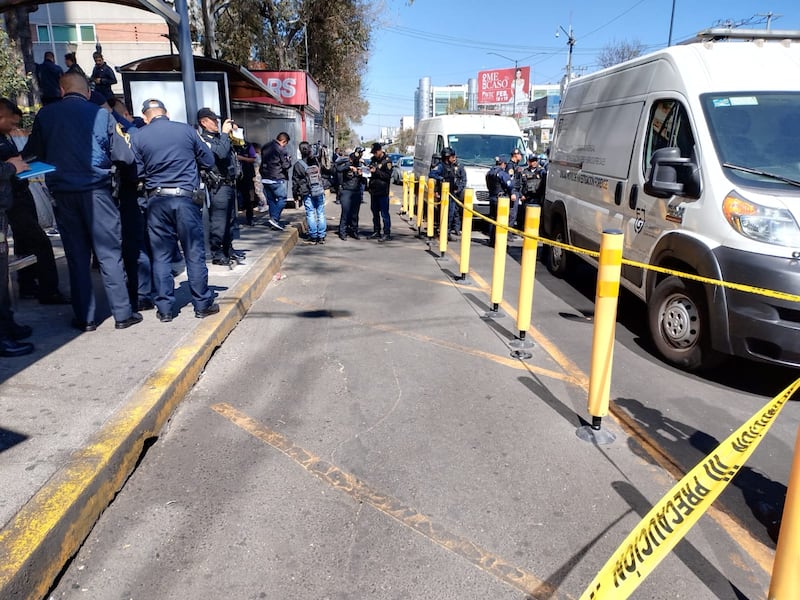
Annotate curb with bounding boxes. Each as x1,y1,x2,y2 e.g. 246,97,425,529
0,229,297,600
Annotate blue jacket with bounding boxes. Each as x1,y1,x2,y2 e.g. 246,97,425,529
485,164,513,198
35,59,63,100
130,116,214,192
23,92,134,193
90,62,117,101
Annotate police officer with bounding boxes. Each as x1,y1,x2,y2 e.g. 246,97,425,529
335,147,365,240
130,99,218,323
197,107,240,266
23,72,142,331
485,155,514,247
0,98,69,305
428,146,467,238
367,142,393,241
506,149,524,238
517,154,546,229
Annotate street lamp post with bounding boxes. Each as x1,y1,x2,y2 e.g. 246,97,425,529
486,52,538,118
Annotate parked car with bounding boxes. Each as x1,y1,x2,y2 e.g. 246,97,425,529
392,155,415,185
388,152,404,164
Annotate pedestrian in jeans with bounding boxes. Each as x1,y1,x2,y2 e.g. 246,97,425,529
293,141,326,244
260,131,292,231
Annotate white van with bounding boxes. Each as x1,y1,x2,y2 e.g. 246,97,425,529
413,114,527,214
542,29,800,371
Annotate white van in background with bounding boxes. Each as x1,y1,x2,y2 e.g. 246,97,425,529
542,29,800,371
413,114,527,214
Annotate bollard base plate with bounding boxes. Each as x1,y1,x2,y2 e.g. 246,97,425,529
482,310,505,319
453,274,470,284
510,349,533,360
575,425,616,445
509,338,535,349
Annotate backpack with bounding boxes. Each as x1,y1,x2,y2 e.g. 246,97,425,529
300,159,324,196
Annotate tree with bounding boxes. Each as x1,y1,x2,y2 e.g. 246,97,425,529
398,127,415,152
210,0,373,138
1,12,34,105
597,39,647,69
447,97,466,114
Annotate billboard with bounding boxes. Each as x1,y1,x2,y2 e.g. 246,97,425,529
250,71,321,112
477,66,530,105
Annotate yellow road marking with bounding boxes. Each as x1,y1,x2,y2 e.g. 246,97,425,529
211,402,574,600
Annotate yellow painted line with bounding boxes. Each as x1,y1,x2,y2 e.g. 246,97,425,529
0,230,298,600
273,296,579,386
211,402,574,600
449,247,776,575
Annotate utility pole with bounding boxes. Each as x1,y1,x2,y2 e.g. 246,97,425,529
556,26,576,99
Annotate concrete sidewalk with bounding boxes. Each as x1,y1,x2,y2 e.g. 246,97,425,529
0,207,301,599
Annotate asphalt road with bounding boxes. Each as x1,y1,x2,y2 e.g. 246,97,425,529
46,200,798,599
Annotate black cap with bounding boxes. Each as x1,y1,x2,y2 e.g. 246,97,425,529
197,107,220,122
496,155,508,164
371,142,382,153
141,98,166,113
354,146,365,154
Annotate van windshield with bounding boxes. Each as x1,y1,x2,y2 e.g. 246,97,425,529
447,134,525,168
702,92,800,190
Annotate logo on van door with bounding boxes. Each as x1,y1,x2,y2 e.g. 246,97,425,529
634,208,646,233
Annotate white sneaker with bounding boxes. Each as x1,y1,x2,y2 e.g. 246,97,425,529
268,218,285,231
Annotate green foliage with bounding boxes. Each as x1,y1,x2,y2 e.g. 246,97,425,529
0,25,30,99
211,0,372,135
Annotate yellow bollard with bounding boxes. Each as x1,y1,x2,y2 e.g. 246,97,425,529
769,423,800,599
581,229,623,444
487,196,509,316
408,176,415,221
416,175,426,232
457,189,474,281
438,182,450,257
401,172,408,215
510,205,541,356
426,178,436,240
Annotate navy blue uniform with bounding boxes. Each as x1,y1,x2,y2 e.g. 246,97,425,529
24,92,137,328
367,153,393,237
130,115,215,319
485,164,513,246
336,153,364,238
428,160,467,234
199,128,237,263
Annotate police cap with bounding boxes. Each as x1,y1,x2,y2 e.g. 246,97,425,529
354,146,365,154
142,98,166,113
197,107,220,122
496,155,508,164
441,146,455,159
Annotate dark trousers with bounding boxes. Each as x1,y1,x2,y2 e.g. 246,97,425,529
0,213,14,337
338,188,362,235
208,184,236,261
370,193,391,234
147,195,214,315
7,190,60,299
52,187,132,323
119,189,152,309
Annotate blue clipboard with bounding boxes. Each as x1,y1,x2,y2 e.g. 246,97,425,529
16,161,56,180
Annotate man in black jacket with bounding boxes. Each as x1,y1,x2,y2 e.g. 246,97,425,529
335,147,365,240
90,52,117,101
0,99,69,305
260,131,292,231
367,142,393,241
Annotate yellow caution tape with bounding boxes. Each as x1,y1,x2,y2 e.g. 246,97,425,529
452,196,800,303
579,376,800,600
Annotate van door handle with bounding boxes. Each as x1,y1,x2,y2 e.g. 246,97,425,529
629,184,638,210
614,181,623,206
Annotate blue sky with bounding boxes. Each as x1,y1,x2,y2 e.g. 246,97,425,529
354,0,800,141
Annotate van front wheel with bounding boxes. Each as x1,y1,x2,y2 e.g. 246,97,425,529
648,276,722,371
545,219,569,277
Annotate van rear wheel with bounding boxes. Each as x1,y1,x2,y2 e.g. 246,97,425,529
648,276,723,371
545,218,569,277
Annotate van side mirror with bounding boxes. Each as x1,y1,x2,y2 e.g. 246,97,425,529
644,147,701,200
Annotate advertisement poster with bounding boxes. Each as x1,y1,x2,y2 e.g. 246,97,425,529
477,66,530,105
